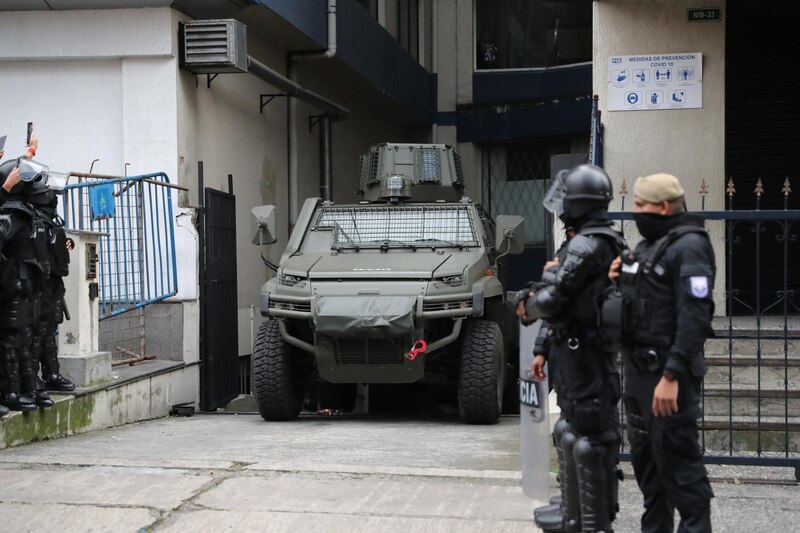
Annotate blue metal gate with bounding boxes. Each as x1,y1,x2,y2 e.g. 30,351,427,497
61,172,183,320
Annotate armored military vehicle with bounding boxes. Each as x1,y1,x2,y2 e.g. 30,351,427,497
251,143,524,424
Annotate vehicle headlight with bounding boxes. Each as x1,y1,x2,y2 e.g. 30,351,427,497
279,273,305,286
437,275,465,287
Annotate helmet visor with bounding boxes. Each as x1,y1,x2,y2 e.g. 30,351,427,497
18,159,49,182
45,171,67,191
543,170,568,216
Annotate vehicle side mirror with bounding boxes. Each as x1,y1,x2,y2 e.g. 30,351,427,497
251,205,277,245
494,215,525,255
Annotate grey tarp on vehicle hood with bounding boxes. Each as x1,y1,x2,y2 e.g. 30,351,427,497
313,295,416,338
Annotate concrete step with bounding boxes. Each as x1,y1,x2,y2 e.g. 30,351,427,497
621,414,800,454
702,388,800,418
705,338,800,357
698,415,800,454
0,362,197,449
703,358,800,388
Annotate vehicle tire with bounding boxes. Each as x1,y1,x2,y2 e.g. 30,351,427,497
251,319,305,421
317,381,358,412
457,319,504,424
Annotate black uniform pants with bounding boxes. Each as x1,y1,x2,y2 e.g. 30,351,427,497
625,368,713,533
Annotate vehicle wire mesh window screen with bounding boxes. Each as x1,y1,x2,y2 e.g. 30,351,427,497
416,148,441,183
314,206,478,247
475,0,592,70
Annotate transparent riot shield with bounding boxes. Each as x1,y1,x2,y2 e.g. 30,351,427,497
519,318,550,501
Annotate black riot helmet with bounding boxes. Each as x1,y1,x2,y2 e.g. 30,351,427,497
0,157,50,198
0,158,23,195
544,164,613,225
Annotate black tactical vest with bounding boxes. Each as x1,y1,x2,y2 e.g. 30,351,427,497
618,226,709,348
552,224,627,333
1,201,51,278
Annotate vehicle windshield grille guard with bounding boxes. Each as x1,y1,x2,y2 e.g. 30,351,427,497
313,205,479,248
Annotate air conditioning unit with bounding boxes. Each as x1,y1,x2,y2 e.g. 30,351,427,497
180,19,248,74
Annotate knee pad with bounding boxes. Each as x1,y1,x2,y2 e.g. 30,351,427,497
0,297,32,331
573,437,602,467
553,416,569,449
2,333,19,350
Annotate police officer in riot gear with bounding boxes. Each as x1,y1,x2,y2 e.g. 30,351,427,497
528,164,627,533
605,173,714,532
0,157,56,410
29,168,75,392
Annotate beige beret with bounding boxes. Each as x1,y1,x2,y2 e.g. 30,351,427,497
634,173,685,203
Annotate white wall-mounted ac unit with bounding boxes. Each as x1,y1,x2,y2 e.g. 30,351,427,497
180,19,248,74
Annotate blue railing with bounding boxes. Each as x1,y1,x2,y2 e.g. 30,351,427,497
62,173,183,320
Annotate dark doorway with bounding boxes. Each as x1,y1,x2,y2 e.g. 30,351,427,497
726,1,800,314
199,182,239,411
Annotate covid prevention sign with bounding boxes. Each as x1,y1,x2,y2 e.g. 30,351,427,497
608,53,702,111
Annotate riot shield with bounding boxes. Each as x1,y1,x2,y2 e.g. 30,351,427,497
519,318,550,501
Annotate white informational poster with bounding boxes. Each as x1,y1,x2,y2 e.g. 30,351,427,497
608,53,702,111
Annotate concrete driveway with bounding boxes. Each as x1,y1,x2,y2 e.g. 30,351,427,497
0,412,797,532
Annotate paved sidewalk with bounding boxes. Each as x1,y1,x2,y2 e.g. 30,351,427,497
0,413,796,532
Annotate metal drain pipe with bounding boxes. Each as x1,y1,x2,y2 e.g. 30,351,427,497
288,0,339,215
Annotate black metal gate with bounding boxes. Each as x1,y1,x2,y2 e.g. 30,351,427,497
199,164,239,411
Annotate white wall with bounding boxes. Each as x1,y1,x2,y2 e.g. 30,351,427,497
174,11,429,355
593,0,726,308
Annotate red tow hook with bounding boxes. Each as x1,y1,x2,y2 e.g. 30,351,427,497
405,339,428,361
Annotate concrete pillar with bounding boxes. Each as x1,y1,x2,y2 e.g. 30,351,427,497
58,229,112,388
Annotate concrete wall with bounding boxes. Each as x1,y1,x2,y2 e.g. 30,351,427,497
593,0,726,308
174,10,429,355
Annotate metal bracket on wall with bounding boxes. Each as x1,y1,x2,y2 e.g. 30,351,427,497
309,114,331,132
206,74,219,89
260,93,288,114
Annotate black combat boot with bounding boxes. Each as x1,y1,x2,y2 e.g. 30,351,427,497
20,341,53,408
2,341,37,412
41,334,75,392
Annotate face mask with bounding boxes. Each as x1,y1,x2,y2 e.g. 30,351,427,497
634,212,670,240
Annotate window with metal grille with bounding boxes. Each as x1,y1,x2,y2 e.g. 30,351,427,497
475,0,592,70
485,138,574,243
314,205,478,248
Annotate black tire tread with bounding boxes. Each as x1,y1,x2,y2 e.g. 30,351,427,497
458,319,504,424
251,320,303,421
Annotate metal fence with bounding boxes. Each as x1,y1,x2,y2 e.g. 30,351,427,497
611,175,800,479
62,172,182,320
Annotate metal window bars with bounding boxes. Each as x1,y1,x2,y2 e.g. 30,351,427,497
314,205,479,248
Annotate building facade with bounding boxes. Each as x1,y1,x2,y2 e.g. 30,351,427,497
3,0,788,410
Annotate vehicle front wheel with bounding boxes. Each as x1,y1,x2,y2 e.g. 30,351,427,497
251,320,306,421
457,319,504,424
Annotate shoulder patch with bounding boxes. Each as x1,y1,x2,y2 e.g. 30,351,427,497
690,276,709,298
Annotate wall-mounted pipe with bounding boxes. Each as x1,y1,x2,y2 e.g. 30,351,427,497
320,116,332,200
288,0,339,215
247,56,347,118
